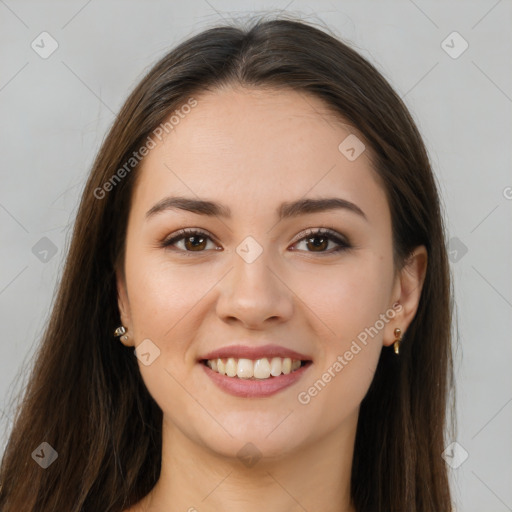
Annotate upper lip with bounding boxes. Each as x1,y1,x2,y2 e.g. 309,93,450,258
200,344,312,361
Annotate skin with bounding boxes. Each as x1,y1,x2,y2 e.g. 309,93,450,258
117,86,427,512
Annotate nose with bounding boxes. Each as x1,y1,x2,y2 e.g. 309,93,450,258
215,243,294,330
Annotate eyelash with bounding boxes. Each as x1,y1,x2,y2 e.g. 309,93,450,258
160,227,351,256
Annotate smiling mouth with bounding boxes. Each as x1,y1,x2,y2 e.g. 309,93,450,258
201,357,311,380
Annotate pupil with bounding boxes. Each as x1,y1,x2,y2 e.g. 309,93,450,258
187,236,205,250
309,236,327,251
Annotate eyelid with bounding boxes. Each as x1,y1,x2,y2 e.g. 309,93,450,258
161,227,219,248
291,226,349,246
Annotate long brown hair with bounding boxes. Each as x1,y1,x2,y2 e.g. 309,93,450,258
0,15,454,511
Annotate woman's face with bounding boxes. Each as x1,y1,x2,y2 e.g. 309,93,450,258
117,86,425,459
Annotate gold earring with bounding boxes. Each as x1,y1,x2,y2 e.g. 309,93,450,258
114,326,126,336
114,326,128,341
393,328,402,355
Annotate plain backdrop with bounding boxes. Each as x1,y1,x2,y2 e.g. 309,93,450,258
1,1,511,510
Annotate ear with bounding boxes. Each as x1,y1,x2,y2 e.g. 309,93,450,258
383,245,428,347
116,271,134,347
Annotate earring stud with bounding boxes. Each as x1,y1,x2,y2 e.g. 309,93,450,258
393,328,402,355
114,326,126,337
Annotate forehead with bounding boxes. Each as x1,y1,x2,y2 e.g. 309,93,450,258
132,86,387,223
167,86,362,166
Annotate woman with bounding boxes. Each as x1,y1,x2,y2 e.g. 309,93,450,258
0,16,454,512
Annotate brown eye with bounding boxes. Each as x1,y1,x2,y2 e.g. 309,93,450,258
292,228,351,254
162,229,218,253
182,234,208,251
304,234,329,252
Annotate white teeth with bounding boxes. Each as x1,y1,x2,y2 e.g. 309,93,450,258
270,357,282,377
225,357,237,377
205,356,305,379
253,358,271,379
237,358,254,379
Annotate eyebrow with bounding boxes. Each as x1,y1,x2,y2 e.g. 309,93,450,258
145,196,367,221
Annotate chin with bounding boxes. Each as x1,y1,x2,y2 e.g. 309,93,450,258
188,410,315,462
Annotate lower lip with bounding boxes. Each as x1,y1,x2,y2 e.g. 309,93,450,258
200,361,312,398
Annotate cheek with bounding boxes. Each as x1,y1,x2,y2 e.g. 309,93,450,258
123,253,212,426
293,253,392,413
126,251,211,376
297,251,394,340
123,248,209,356
295,345,380,440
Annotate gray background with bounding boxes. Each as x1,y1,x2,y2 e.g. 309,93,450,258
1,1,511,510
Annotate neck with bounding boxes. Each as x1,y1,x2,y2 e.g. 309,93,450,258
143,412,358,512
